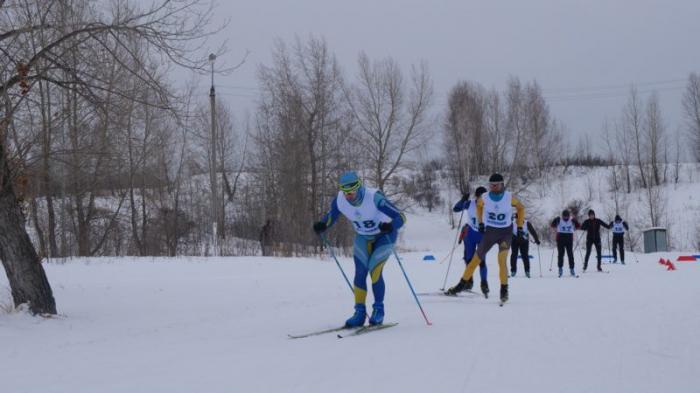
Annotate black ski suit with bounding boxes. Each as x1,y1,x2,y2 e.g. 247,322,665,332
510,221,540,275
581,218,611,271
551,217,581,270
609,219,629,263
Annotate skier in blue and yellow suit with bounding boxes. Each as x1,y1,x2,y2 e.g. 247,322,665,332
313,171,406,327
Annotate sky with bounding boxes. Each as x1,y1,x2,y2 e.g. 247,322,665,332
197,0,700,157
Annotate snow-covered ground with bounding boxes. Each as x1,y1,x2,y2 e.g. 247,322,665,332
2,209,700,393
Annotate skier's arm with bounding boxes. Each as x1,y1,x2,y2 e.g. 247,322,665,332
318,198,341,229
580,219,589,231
476,197,484,224
623,221,629,231
511,196,525,228
573,219,581,229
599,219,611,229
375,192,406,231
550,217,559,228
527,221,540,244
452,199,471,213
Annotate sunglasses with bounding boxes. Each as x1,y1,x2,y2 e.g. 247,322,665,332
340,180,361,194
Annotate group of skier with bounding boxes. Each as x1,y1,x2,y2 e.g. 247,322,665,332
311,170,630,329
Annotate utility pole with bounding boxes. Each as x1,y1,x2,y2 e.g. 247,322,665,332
208,53,219,256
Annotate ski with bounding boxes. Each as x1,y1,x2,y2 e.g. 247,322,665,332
418,290,480,298
288,325,357,339
337,322,398,338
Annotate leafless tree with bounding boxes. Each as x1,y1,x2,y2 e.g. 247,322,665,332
644,92,665,186
682,72,700,162
0,0,225,314
345,52,433,193
622,87,648,189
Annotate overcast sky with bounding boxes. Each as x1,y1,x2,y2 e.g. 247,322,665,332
200,0,700,156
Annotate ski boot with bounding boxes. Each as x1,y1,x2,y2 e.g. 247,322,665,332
369,303,384,326
510,270,516,278
500,284,509,303
570,268,576,277
446,279,469,295
345,304,366,328
621,261,625,265
480,280,490,298
464,277,474,291
558,267,563,277
597,267,603,272
525,271,531,278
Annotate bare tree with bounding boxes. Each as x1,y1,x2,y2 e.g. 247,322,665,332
682,72,700,162
623,87,648,189
345,52,433,192
0,0,224,314
644,92,665,186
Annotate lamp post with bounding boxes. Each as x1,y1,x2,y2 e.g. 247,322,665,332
208,53,219,256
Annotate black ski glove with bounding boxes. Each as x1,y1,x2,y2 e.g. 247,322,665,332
378,222,393,234
313,221,327,235
478,222,485,233
535,239,541,245
461,192,470,202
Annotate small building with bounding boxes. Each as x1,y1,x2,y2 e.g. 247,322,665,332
643,227,668,253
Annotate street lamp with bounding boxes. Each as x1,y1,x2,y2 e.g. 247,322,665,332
208,53,219,256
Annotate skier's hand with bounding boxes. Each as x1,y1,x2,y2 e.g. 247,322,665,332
313,221,327,235
378,222,393,234
461,192,470,202
478,222,485,233
535,239,541,245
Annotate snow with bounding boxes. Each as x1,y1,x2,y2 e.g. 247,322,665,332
2,205,700,393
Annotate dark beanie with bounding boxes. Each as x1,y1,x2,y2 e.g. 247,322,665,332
588,209,595,216
562,209,570,217
475,186,487,197
615,215,621,221
489,173,504,183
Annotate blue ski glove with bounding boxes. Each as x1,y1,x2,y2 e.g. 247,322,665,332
378,222,393,234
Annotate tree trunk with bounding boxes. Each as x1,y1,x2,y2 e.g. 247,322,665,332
0,176,56,315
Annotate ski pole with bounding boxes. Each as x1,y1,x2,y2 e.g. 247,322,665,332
536,243,543,277
440,209,464,290
392,249,432,326
320,234,354,293
439,208,464,264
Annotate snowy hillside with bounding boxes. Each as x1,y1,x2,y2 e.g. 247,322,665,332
2,206,700,393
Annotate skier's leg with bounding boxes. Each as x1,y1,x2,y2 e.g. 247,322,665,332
619,237,625,263
522,242,531,275
566,240,575,270
595,240,602,270
584,239,592,270
351,236,371,305
510,237,519,275
557,241,565,268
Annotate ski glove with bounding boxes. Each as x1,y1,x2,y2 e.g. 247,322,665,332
535,239,541,245
478,222,485,233
461,193,470,202
378,222,393,234
313,221,327,235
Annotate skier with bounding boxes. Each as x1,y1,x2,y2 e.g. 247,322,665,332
550,209,581,277
313,171,406,327
452,186,489,295
580,209,611,272
446,173,526,304
510,213,541,278
609,215,629,264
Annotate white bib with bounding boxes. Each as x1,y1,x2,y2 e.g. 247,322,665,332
483,191,512,228
612,222,625,234
557,218,575,234
466,199,478,230
336,187,390,236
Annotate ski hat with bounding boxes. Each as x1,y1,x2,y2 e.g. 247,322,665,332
339,171,362,193
475,186,487,197
562,209,571,218
615,215,622,221
588,209,595,216
488,173,504,183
